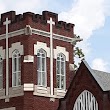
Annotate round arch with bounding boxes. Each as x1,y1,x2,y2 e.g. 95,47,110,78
73,90,98,110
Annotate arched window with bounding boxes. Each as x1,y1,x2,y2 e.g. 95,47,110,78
56,53,66,90
0,55,3,89
12,49,21,87
73,90,98,110
37,49,46,86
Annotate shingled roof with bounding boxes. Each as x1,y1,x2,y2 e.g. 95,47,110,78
83,60,110,91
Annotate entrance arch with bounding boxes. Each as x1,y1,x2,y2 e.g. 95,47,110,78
73,90,98,110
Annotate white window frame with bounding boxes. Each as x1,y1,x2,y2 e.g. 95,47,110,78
37,48,47,87
73,90,98,110
56,53,66,90
0,55,3,89
12,49,21,87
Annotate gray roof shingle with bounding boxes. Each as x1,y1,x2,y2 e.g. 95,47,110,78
83,60,110,91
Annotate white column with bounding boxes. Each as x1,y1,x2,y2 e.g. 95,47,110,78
3,18,11,98
47,18,55,96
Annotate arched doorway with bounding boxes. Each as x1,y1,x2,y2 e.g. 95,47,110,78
73,90,98,110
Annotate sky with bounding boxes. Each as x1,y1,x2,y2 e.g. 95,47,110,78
0,0,110,72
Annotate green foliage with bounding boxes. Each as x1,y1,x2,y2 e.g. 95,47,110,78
74,35,85,71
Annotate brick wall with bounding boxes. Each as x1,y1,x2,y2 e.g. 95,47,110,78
0,11,75,110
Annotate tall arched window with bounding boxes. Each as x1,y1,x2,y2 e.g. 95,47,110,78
37,49,46,87
0,55,3,89
73,90,98,110
12,49,21,87
56,53,66,90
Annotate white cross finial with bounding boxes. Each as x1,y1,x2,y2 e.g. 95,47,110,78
47,17,55,96
3,18,11,100
3,18,11,25
3,18,11,38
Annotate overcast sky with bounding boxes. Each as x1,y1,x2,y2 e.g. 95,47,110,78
0,0,110,72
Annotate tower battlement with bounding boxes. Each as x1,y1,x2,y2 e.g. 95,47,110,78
0,11,74,37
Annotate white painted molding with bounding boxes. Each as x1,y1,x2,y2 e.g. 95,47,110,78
54,46,69,61
33,85,66,98
5,98,9,102
0,86,24,100
34,85,48,94
24,55,34,63
69,64,74,71
0,29,25,40
9,86,24,97
34,41,50,57
0,107,16,110
0,47,5,59
9,42,24,58
24,83,34,91
0,26,82,44
54,88,67,98
32,28,73,43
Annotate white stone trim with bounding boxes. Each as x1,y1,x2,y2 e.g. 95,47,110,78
9,86,24,97
69,64,74,71
0,29,25,40
24,55,34,63
0,86,24,100
33,85,66,98
54,88,67,98
0,107,16,110
0,47,5,59
9,42,24,58
0,26,82,44
32,28,74,43
24,83,34,91
34,41,50,57
0,89,5,99
54,46,69,61
34,85,49,95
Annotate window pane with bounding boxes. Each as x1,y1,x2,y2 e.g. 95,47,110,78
37,49,46,86
57,75,60,88
13,73,16,86
37,57,41,71
18,72,21,85
61,62,65,75
42,58,45,71
14,58,17,72
18,57,21,71
57,61,60,74
42,72,45,86
61,76,64,89
61,57,64,61
38,72,41,85
42,53,45,58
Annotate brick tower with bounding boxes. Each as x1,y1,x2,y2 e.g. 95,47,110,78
0,11,81,110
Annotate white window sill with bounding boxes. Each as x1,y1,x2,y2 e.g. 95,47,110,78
36,85,47,90
57,89,66,93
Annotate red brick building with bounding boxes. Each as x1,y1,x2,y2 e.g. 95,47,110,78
0,11,110,110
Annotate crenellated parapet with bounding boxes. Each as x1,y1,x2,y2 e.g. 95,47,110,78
0,11,74,37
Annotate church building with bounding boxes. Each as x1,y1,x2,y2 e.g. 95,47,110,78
0,10,110,110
